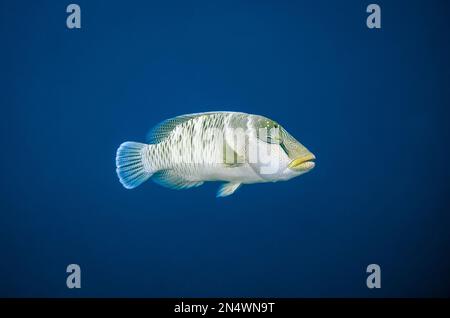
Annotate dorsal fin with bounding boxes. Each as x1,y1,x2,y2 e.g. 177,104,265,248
146,112,233,144
146,114,199,144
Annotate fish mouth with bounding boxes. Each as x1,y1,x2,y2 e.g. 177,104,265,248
288,154,316,171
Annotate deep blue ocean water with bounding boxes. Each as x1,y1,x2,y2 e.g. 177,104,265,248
1,0,449,297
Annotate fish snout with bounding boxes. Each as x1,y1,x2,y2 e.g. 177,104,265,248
288,153,316,172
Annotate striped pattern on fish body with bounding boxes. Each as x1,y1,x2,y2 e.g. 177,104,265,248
116,111,315,197
144,112,259,183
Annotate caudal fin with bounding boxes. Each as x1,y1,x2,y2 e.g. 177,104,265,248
116,142,152,189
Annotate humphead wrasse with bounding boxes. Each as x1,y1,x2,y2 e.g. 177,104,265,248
116,111,315,197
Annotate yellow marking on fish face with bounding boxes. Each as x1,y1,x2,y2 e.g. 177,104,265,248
288,153,316,171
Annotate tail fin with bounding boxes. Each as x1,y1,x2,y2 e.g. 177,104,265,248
116,142,152,189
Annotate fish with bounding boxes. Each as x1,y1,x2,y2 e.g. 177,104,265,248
115,111,315,197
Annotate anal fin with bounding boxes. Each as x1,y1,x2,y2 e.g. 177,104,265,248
152,170,204,190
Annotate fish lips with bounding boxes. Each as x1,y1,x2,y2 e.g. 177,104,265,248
288,154,316,172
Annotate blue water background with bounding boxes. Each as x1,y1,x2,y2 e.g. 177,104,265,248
1,0,449,297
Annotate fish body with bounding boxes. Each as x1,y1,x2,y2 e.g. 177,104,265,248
116,111,315,197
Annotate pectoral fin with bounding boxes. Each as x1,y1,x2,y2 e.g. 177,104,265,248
223,140,244,167
216,182,242,197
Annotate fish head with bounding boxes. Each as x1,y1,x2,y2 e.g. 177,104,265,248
250,115,316,180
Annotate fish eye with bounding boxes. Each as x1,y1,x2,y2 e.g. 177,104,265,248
255,117,283,144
